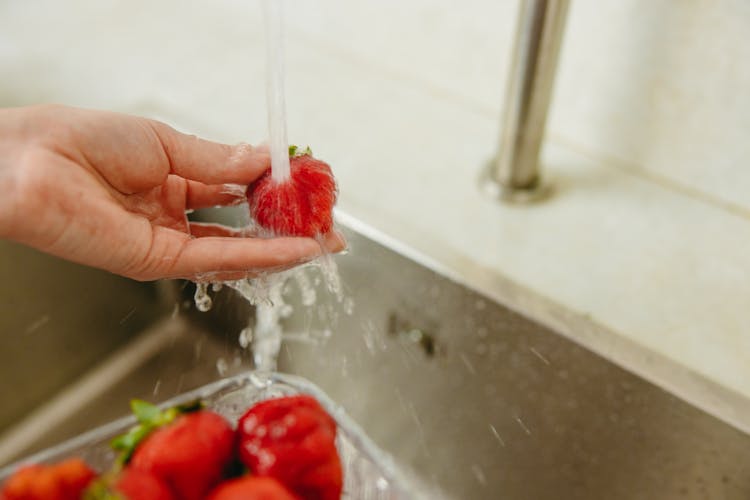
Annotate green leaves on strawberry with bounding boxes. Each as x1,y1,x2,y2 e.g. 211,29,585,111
110,399,203,466
288,144,313,157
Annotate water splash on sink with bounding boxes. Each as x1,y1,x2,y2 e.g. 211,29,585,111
188,0,352,372
191,257,350,372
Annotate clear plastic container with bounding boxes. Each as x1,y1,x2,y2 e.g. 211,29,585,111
0,372,439,499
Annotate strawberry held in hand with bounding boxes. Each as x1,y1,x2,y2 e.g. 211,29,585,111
247,146,337,238
237,395,343,500
0,458,96,500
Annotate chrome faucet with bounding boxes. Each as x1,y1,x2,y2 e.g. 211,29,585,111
482,0,570,202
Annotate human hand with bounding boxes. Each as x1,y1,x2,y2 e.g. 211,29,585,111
0,105,345,281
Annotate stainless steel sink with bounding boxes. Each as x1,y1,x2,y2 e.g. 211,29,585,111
2,218,750,499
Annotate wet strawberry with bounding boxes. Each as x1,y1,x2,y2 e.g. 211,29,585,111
237,395,342,500
129,410,235,500
0,457,96,500
84,468,175,500
207,476,298,500
114,468,176,500
247,146,337,238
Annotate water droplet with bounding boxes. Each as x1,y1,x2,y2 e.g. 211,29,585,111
317,253,343,302
343,297,355,315
279,304,293,318
25,315,50,335
239,327,253,349
194,283,213,312
471,464,487,486
216,358,229,376
294,270,317,306
376,477,389,490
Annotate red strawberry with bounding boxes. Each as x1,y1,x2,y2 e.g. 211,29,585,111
83,468,175,500
207,476,298,500
1,458,96,500
247,146,337,238
237,395,342,500
113,468,176,500
129,410,235,500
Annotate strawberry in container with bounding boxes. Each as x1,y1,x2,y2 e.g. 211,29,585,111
237,395,343,500
1,394,344,500
0,458,96,500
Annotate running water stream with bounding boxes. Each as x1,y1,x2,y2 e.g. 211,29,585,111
192,0,347,372
263,0,291,183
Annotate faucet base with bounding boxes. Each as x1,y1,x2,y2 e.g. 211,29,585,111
479,159,553,204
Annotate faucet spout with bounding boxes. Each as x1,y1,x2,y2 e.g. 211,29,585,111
482,0,570,203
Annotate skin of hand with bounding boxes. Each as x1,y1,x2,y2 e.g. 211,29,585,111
0,104,345,281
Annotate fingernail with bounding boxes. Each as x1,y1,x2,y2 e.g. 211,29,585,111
327,229,347,253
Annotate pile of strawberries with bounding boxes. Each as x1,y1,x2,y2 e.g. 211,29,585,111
0,395,343,500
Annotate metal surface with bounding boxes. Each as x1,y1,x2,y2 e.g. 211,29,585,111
483,0,569,201
0,240,165,432
2,224,750,499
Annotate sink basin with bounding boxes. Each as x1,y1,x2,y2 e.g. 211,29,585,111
2,216,750,499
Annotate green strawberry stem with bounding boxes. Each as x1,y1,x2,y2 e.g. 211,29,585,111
110,399,202,465
82,477,126,500
288,145,312,157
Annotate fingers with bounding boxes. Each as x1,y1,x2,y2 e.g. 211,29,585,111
188,222,243,238
164,235,324,280
149,121,271,185
185,181,247,209
317,229,347,254
144,227,346,281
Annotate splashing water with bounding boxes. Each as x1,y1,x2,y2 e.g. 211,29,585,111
194,283,212,312
220,261,347,371
225,272,287,371
262,0,291,183
189,0,351,373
